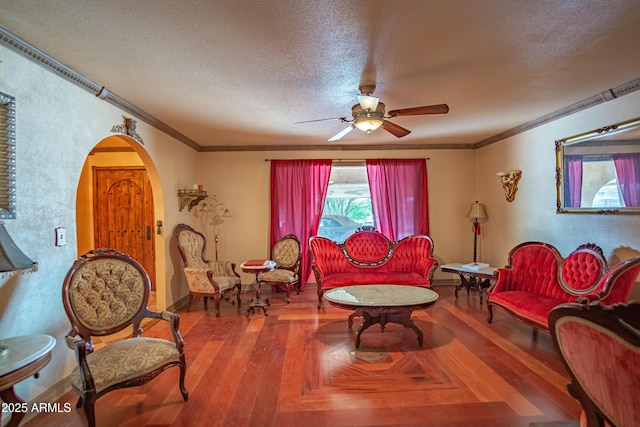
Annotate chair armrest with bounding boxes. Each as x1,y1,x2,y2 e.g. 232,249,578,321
229,262,240,278
66,327,94,353
490,268,519,293
424,258,439,280
70,336,97,392
146,310,185,355
183,267,221,291
207,261,240,279
575,293,603,304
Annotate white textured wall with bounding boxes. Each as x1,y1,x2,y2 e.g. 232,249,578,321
475,90,640,271
0,46,198,403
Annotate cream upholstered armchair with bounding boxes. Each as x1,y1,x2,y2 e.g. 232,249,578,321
258,234,301,303
62,249,188,427
174,223,241,315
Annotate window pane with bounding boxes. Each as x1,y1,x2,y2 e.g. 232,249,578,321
318,165,372,242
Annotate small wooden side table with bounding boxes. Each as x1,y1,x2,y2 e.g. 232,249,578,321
440,263,497,304
241,260,276,316
0,335,56,427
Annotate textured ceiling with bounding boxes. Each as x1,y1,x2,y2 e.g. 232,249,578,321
2,0,640,150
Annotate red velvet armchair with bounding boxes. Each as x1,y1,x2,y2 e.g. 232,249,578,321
549,301,640,427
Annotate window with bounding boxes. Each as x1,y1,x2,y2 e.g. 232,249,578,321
318,165,372,242
0,92,16,220
582,157,622,208
592,178,624,207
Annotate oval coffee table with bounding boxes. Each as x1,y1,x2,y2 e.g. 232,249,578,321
324,285,439,348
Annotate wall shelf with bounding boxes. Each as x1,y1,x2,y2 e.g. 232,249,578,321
178,189,208,211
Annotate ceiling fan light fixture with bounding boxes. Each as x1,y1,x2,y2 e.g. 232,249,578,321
354,111,384,133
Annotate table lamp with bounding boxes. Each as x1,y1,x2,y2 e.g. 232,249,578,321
466,201,488,264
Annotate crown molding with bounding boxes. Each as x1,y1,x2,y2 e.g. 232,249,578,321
473,78,640,149
199,143,474,152
0,26,201,151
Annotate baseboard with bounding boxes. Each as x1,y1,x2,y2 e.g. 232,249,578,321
166,294,189,312
433,279,457,286
21,375,74,424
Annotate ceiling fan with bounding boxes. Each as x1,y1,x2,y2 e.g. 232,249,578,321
295,84,449,141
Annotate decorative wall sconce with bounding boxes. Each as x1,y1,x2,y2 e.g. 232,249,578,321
196,195,232,261
111,116,144,145
177,188,208,211
497,169,522,202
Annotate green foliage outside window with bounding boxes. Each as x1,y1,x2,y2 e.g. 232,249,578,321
323,197,372,223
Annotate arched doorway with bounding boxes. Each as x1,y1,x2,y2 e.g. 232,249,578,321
76,135,166,310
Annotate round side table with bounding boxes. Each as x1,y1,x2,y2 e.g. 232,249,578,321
0,335,56,427
241,260,276,316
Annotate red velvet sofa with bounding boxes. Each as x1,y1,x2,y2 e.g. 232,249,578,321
487,241,640,332
309,230,438,308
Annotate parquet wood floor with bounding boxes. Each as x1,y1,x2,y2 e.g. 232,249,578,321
25,285,581,427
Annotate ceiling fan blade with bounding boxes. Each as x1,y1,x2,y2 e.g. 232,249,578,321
387,104,449,117
295,116,348,124
382,120,411,138
328,125,354,141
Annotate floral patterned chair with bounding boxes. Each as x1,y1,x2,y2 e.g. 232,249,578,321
258,234,301,303
62,248,188,427
174,223,241,315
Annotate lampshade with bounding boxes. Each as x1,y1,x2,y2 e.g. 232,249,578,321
356,94,379,112
466,201,488,222
0,222,37,273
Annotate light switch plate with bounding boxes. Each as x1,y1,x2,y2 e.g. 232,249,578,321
55,227,66,246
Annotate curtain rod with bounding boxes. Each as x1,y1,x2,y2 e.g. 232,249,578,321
264,157,430,161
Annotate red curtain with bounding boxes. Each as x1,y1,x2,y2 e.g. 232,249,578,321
270,159,332,290
366,159,429,240
613,153,640,207
565,155,583,207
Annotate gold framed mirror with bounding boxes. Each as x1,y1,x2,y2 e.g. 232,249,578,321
0,92,16,220
556,117,640,214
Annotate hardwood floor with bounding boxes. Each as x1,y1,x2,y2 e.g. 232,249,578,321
26,284,581,427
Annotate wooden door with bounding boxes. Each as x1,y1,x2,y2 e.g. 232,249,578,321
93,167,155,289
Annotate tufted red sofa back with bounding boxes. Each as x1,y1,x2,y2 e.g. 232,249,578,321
560,246,607,294
502,242,609,302
344,231,392,264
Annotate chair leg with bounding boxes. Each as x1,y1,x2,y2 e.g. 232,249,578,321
285,284,291,304
82,394,97,427
487,304,494,323
236,284,242,306
187,294,194,312
178,362,189,401
213,294,221,317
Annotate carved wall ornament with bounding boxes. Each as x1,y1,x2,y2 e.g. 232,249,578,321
497,169,522,202
111,117,144,145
